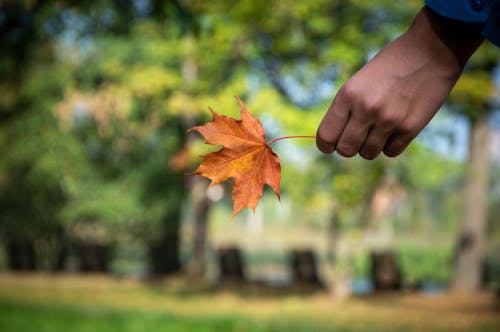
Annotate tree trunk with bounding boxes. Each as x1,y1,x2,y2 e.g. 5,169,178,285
148,237,180,275
371,251,401,291
45,229,70,272
78,242,111,273
187,177,210,276
148,213,182,275
6,238,36,271
181,38,212,278
217,246,245,282
453,115,491,292
290,249,323,286
53,237,70,272
327,205,340,265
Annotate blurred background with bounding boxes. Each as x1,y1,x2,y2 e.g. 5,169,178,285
0,0,499,331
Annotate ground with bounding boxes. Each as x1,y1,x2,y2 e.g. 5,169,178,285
0,273,498,332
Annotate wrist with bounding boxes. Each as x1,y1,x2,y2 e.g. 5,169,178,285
405,6,484,73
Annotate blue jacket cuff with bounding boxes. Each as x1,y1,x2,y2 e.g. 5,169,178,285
425,0,500,46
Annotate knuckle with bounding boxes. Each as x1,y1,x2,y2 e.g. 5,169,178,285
339,83,358,103
396,122,417,137
378,112,400,127
359,99,381,118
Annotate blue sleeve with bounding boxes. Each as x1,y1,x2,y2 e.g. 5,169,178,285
425,0,500,47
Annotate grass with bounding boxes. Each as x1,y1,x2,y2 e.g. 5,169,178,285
0,299,316,332
0,273,498,332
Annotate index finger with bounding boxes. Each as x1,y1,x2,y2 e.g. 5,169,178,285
316,90,351,154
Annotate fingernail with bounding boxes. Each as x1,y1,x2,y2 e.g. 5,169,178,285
316,138,335,154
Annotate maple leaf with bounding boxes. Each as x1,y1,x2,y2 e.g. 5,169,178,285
189,97,281,218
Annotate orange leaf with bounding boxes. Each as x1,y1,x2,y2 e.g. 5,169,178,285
189,97,280,218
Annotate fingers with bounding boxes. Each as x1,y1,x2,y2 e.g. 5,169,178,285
317,97,418,159
317,83,425,159
335,112,372,157
383,123,420,157
359,108,408,159
383,108,435,157
359,125,393,160
316,90,351,154
383,135,413,157
317,83,379,157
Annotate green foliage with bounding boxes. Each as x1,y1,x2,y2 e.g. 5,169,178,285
353,250,371,278
1,0,498,277
351,246,453,284
448,42,500,119
398,245,453,285
0,1,189,266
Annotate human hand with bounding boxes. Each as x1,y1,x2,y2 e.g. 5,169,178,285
316,7,483,159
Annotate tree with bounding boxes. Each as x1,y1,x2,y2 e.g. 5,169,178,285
0,1,190,273
0,1,80,270
449,48,500,291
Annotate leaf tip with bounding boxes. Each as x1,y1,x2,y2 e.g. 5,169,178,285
230,208,240,220
235,95,247,114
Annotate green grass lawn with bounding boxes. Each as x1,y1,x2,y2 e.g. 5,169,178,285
0,273,498,332
0,299,326,332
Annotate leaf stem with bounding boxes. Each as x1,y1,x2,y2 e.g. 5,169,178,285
266,135,316,145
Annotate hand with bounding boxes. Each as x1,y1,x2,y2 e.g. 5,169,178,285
316,7,483,159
